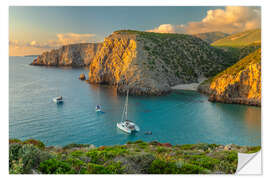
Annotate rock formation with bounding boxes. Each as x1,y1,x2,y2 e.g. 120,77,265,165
198,49,261,106
88,30,237,95
79,73,86,80
31,43,102,67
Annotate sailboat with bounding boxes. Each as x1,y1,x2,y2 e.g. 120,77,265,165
53,89,63,104
117,89,140,134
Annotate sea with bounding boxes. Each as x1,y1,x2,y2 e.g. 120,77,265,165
9,57,261,147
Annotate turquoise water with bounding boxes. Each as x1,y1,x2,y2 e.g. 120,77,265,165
9,57,261,147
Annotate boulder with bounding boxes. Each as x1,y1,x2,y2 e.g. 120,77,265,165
79,73,86,80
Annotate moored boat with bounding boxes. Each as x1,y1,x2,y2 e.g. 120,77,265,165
117,89,140,134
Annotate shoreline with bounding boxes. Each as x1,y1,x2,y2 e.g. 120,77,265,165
171,77,207,91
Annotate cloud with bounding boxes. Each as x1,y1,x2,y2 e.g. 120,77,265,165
9,33,97,56
147,6,261,34
56,33,96,45
147,24,185,34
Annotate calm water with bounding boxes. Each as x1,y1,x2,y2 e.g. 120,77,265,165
9,57,261,147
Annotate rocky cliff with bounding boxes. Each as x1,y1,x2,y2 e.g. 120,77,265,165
31,43,102,67
88,30,237,95
198,49,261,106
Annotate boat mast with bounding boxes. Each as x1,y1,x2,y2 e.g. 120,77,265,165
125,89,129,120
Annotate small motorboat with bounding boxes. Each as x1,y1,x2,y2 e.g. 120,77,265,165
95,105,101,112
53,96,63,104
117,89,140,134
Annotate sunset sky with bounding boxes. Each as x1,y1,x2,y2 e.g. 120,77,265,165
9,6,261,56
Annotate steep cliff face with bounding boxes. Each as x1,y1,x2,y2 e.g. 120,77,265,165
31,43,102,67
199,49,261,106
89,30,237,95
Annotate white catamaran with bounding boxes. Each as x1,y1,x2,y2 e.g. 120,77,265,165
117,89,140,134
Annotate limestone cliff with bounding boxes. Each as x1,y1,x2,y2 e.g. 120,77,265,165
88,30,237,95
198,49,261,106
31,43,102,67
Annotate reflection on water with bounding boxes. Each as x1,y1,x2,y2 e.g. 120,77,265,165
244,107,261,128
9,57,261,146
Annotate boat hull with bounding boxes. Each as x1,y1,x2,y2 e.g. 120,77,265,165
117,122,140,134
53,98,63,104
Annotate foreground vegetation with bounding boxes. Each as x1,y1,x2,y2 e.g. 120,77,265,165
9,139,260,174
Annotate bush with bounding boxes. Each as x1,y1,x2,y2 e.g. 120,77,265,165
23,139,45,149
39,158,75,174
18,144,45,173
148,159,179,174
178,163,209,174
86,146,127,164
9,139,22,144
9,144,52,174
87,162,123,174
63,143,90,150
9,143,23,166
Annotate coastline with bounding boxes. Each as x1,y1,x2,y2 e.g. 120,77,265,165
171,77,207,91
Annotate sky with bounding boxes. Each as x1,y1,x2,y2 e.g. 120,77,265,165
9,6,261,56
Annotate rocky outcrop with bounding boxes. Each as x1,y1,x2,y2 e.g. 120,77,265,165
31,43,102,67
79,73,86,80
198,49,261,106
88,30,237,95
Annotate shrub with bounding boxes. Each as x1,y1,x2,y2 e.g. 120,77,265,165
9,143,23,166
18,144,44,173
39,158,75,174
9,158,24,174
148,159,179,174
63,143,90,150
186,155,220,169
9,139,22,144
156,147,168,153
87,162,123,174
178,163,209,174
23,139,45,149
86,146,127,164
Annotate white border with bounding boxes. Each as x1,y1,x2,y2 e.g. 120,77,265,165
2,0,270,180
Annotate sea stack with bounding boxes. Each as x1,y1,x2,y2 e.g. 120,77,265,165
79,73,86,80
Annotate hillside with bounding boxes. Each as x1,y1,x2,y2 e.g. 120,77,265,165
211,29,261,47
88,30,237,95
193,32,229,44
31,43,102,67
9,139,260,174
198,48,261,106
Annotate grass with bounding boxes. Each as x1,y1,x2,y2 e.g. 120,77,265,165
211,29,261,47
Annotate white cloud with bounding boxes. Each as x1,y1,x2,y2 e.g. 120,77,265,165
147,24,185,34
147,6,261,34
9,33,98,56
56,33,96,45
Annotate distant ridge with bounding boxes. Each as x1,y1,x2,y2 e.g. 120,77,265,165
211,29,261,47
193,32,229,44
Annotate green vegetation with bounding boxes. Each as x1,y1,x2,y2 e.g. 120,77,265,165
9,139,260,174
114,30,238,81
211,29,261,47
212,48,261,81
194,31,229,44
